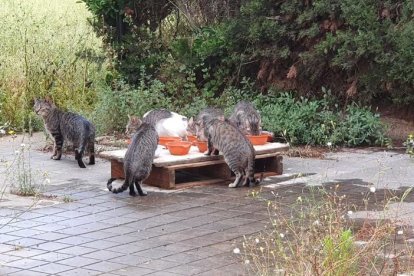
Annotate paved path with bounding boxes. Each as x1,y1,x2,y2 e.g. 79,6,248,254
0,133,413,275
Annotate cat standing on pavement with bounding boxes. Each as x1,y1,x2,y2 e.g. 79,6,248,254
33,98,95,168
108,122,158,196
229,101,262,135
196,117,260,188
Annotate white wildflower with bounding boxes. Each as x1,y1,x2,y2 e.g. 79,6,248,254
0,129,5,135
244,259,250,265
313,220,320,226
255,238,259,244
20,143,25,148
279,233,285,239
44,178,51,184
347,210,353,215
297,196,302,202
233,248,240,254
397,230,403,235
327,142,332,147
369,186,376,193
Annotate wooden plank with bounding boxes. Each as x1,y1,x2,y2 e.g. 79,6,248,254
111,159,124,179
99,142,289,166
144,167,175,189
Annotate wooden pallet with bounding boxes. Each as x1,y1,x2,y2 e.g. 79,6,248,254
99,143,289,189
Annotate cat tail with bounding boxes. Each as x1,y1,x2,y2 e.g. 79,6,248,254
110,173,131,194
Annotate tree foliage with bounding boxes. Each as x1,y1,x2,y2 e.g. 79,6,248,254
82,0,414,104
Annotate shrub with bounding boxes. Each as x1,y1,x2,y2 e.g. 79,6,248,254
259,92,388,146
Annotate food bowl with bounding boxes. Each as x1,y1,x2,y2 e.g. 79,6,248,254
158,136,182,147
166,141,192,155
187,135,197,144
246,134,268,145
195,141,208,152
261,131,274,142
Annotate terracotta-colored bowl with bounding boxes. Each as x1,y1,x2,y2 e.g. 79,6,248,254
261,131,274,142
166,141,192,155
246,134,268,145
159,136,181,147
195,141,208,152
187,135,197,144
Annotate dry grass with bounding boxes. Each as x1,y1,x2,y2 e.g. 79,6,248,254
241,186,414,275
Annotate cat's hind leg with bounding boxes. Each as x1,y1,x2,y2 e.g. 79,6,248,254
75,146,86,168
229,170,243,188
135,180,147,196
87,140,95,165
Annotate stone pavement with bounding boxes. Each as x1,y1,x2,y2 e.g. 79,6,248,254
0,133,414,275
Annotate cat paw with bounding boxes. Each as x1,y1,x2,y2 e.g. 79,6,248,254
77,160,86,168
139,190,148,196
129,190,137,197
228,183,237,188
51,156,61,160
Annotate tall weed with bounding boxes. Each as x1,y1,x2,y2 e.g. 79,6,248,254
0,0,105,130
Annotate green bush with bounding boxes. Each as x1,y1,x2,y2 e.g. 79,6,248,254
259,92,388,146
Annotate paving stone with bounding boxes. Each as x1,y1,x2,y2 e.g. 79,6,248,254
6,258,48,269
0,233,20,243
83,250,125,261
105,254,151,266
4,248,47,258
32,252,73,262
31,263,74,274
54,267,102,276
0,253,22,263
56,246,97,256
56,256,100,267
110,266,156,276
58,236,95,246
0,266,21,275
8,270,51,276
160,252,202,264
83,261,127,273
35,242,72,251
33,232,70,242
164,264,210,275
82,239,119,250
5,237,46,247
146,272,181,276
137,259,179,271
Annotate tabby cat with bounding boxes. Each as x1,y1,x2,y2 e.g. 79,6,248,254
108,122,158,196
196,118,259,188
187,107,225,135
33,98,95,168
125,109,187,138
229,101,262,135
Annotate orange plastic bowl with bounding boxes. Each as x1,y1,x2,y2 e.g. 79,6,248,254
166,141,192,155
187,135,197,144
195,141,208,152
159,136,181,147
246,134,268,145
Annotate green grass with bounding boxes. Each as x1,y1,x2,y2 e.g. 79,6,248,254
0,0,105,130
